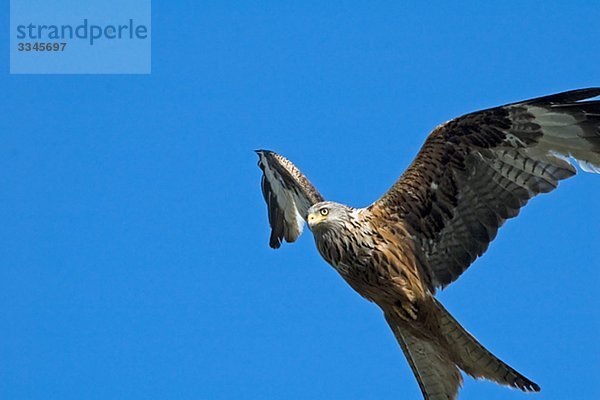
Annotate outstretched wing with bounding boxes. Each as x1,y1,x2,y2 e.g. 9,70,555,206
370,88,600,290
256,150,325,248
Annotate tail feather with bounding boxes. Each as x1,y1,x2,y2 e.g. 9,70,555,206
433,299,540,392
385,312,462,400
384,300,540,400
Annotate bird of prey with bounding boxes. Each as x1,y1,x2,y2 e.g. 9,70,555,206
255,88,600,400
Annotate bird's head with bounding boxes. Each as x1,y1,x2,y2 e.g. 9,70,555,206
307,201,353,232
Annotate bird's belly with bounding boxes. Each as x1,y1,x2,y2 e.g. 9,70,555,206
314,232,412,304
331,261,387,303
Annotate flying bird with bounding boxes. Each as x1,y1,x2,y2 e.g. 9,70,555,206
255,88,600,400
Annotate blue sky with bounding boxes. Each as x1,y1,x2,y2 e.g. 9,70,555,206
1,2,599,399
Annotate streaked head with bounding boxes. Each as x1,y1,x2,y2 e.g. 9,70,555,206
307,201,353,232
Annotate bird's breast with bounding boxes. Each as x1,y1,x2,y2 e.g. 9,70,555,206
313,227,388,300
313,222,425,306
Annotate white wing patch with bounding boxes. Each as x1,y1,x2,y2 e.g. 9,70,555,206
528,105,600,175
257,150,324,247
259,155,305,241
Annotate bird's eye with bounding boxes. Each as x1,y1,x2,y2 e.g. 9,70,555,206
320,208,329,216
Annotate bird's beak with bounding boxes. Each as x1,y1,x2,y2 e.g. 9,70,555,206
307,212,324,230
307,213,316,228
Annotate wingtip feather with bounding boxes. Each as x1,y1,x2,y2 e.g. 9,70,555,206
527,87,600,104
578,159,600,173
269,235,282,249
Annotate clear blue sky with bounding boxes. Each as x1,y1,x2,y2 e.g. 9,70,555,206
1,2,599,400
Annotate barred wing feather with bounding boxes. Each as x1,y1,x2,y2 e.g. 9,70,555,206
370,88,600,289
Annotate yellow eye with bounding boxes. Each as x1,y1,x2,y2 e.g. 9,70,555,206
319,208,329,216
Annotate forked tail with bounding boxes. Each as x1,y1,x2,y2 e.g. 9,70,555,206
385,299,540,400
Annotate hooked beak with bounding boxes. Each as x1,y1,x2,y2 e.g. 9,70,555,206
307,212,325,230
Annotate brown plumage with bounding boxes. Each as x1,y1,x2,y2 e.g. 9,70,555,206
255,88,600,400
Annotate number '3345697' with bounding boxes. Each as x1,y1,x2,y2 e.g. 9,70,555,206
18,42,67,51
